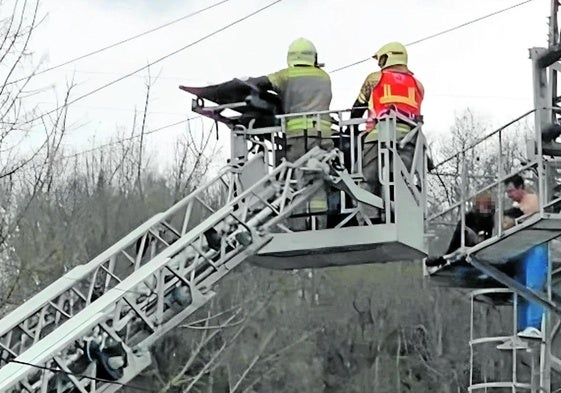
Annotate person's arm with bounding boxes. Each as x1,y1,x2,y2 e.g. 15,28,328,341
263,69,289,94
445,221,464,254
467,211,495,241
480,214,495,240
243,68,289,96
445,211,480,254
350,99,366,120
350,72,379,119
246,76,273,92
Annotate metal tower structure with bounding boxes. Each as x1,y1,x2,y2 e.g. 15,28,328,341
426,1,561,391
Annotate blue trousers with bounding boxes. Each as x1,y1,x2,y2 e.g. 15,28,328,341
515,244,548,331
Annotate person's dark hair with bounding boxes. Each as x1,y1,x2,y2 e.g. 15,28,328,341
504,207,524,219
504,174,525,189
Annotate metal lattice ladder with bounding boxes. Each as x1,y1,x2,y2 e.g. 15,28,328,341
469,288,544,392
0,147,337,392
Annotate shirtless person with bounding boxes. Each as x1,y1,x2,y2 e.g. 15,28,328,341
502,174,546,341
504,174,538,215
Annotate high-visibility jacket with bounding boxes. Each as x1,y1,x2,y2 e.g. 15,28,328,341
366,70,423,136
267,66,332,138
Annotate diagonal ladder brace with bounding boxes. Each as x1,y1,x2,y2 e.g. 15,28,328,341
469,256,561,314
0,147,338,393
330,169,384,209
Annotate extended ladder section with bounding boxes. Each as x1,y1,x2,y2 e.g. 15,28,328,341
0,156,254,368
0,83,429,391
0,147,339,392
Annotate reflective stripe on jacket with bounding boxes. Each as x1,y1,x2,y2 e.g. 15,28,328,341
267,66,332,138
365,70,423,139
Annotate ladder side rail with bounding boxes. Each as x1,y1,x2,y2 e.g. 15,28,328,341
0,155,265,367
0,194,257,390
0,148,332,392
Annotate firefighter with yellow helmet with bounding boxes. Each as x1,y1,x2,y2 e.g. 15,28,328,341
350,42,424,219
249,37,333,154
248,38,333,229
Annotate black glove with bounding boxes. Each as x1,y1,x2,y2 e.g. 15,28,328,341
425,256,447,267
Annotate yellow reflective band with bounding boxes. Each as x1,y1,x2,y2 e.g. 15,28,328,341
288,67,329,78
379,85,419,107
286,118,332,130
286,118,332,138
365,123,411,143
309,199,328,213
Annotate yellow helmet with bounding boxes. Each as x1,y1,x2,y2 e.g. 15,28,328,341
373,42,408,69
287,37,317,67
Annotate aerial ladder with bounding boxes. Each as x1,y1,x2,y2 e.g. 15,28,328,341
0,76,429,391
426,1,561,391
5,5,561,391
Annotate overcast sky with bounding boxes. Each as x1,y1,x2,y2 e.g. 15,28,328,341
18,0,549,167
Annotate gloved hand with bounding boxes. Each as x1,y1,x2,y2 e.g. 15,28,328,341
425,256,447,267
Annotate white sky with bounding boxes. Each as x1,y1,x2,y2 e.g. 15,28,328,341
19,0,549,168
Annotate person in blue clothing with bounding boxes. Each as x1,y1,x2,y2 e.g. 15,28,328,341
516,244,548,338
505,175,547,339
498,176,548,349
502,206,547,339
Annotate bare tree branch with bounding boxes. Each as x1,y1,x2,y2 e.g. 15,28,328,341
229,329,276,393
136,65,151,201
158,308,243,393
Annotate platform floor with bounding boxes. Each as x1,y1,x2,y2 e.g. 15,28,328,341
469,214,561,263
248,225,426,270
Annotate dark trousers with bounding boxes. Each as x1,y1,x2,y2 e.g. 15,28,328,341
362,140,415,197
286,136,334,230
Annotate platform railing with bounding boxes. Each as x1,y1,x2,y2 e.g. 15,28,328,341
426,109,540,258
224,108,428,225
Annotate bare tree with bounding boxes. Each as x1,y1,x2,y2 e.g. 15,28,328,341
170,120,217,202
0,0,82,312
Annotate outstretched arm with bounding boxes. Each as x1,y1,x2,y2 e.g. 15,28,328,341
245,76,273,92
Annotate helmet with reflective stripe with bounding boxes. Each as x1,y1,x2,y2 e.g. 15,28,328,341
287,37,317,67
373,42,407,69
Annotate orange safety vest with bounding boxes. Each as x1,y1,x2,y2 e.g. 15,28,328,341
366,70,423,131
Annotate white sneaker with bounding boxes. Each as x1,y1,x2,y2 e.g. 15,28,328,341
517,327,542,340
496,337,529,350
107,355,126,369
